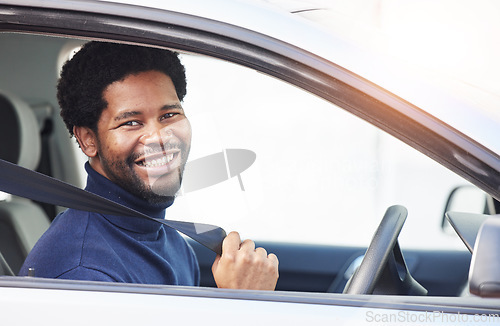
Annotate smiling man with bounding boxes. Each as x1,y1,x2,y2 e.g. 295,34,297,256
19,42,278,290
76,69,191,203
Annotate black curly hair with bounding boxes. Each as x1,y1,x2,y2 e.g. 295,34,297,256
57,41,187,137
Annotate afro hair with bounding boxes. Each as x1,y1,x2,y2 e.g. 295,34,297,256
57,41,187,137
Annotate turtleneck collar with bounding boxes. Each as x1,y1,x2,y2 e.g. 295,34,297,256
84,162,174,233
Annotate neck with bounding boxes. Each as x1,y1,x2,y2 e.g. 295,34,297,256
84,162,174,220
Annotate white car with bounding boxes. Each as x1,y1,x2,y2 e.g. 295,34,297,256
0,0,499,324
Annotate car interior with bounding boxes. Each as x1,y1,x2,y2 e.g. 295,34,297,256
0,31,488,298
0,89,51,274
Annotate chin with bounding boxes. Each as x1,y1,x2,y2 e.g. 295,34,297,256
142,193,176,206
149,174,182,198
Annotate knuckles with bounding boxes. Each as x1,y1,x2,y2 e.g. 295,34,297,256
239,251,253,265
222,246,278,274
214,234,279,290
222,252,236,264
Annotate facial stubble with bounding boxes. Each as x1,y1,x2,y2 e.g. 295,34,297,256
95,139,189,205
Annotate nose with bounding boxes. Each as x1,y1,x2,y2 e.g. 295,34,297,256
140,123,173,146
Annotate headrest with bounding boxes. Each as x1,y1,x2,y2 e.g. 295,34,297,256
0,90,41,170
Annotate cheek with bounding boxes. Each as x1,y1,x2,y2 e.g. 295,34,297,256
101,133,137,158
178,119,192,146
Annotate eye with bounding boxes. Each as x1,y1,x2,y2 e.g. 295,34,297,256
121,120,141,127
160,112,178,121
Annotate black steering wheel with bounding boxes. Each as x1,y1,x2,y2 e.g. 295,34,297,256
343,205,426,295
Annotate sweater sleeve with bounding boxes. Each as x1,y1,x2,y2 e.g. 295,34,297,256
57,266,118,282
188,244,201,286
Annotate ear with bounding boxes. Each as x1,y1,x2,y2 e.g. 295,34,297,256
73,126,98,158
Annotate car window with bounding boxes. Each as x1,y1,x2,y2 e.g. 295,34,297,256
0,33,472,253
157,53,471,251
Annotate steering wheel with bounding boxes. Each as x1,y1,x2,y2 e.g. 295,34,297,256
343,205,425,295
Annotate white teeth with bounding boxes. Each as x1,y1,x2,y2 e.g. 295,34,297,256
143,153,175,168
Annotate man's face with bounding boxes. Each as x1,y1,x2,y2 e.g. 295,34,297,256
87,70,191,203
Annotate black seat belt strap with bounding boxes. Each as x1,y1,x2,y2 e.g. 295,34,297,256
0,158,225,255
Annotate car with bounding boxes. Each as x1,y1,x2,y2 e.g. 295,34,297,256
0,0,500,324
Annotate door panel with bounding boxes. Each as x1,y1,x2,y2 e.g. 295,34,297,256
189,240,470,295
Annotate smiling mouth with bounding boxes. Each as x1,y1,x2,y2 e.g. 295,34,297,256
135,152,177,168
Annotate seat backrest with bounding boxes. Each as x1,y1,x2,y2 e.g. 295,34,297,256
0,250,14,276
0,90,51,275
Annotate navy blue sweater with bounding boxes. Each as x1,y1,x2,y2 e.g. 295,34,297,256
19,163,200,285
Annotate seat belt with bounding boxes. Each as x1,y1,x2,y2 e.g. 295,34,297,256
0,158,225,255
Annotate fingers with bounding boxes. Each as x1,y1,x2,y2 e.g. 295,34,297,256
254,247,267,259
211,254,221,275
240,239,256,252
222,231,242,255
212,231,279,290
267,253,278,265
267,253,279,270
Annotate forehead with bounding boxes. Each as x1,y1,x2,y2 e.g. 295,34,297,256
103,71,178,107
97,71,180,125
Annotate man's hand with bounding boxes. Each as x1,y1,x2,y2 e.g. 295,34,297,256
212,231,279,290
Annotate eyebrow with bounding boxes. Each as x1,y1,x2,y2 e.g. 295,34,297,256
113,104,183,122
114,111,141,122
161,103,183,111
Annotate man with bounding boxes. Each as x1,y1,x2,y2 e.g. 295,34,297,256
19,42,278,290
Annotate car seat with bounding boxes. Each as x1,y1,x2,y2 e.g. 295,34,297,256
0,90,51,275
